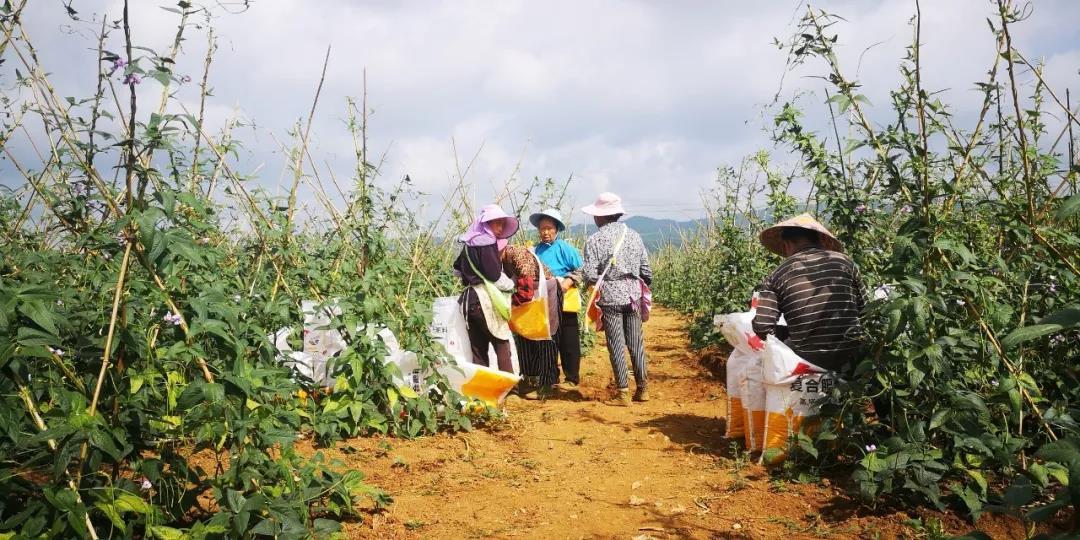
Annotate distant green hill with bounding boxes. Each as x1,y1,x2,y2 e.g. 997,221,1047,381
566,216,707,252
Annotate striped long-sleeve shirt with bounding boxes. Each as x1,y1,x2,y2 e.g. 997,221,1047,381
752,247,866,371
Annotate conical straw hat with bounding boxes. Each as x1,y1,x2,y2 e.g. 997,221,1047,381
759,213,843,255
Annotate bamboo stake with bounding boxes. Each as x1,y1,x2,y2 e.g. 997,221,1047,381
16,384,100,540
89,240,133,417
285,44,331,234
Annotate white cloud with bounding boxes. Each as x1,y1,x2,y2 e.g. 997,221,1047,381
5,0,1079,221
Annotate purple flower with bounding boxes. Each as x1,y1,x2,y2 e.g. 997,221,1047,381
855,204,867,215
122,73,142,86
107,58,127,76
901,205,913,214
163,312,182,326
48,347,64,357
865,444,877,452
140,478,152,491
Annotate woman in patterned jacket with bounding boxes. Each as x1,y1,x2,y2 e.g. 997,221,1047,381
581,192,652,406
501,245,561,399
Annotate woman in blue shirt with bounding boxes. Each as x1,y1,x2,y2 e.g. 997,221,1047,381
529,209,585,392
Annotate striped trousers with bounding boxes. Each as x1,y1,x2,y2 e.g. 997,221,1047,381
600,304,647,390
515,335,559,388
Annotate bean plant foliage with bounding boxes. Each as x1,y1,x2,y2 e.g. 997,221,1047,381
0,2,497,538
656,1,1079,534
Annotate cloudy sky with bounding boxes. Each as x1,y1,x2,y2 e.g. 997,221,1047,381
9,0,1080,223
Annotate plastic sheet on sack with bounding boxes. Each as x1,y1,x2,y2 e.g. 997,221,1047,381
272,299,347,387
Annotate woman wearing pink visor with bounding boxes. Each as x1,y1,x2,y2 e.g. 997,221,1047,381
452,204,519,373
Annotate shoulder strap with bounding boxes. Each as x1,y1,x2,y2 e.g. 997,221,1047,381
596,224,629,285
530,249,547,300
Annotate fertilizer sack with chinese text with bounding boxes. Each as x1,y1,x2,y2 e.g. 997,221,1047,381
760,336,835,464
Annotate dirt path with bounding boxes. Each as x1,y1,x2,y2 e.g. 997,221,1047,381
325,306,1021,539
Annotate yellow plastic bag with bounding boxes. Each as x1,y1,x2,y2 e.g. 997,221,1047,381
510,297,551,339
508,251,553,340
562,285,582,313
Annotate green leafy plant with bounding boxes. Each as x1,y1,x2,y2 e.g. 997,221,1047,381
0,1,535,536
656,0,1079,527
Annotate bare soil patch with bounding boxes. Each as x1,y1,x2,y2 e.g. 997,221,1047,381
310,307,1024,539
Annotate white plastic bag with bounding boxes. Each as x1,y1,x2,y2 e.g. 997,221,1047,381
429,297,520,405
377,327,426,396
298,299,347,386
430,296,520,374
714,296,791,449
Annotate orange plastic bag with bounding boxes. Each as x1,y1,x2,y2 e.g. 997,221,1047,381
585,285,603,331
584,226,627,333
509,251,553,340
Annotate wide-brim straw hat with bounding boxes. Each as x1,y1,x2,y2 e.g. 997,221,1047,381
582,192,626,217
528,208,567,232
759,213,843,255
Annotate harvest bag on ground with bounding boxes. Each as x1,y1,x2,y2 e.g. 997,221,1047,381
509,250,554,340
760,335,833,465
428,297,520,405
272,300,347,388
585,225,628,332
716,309,766,450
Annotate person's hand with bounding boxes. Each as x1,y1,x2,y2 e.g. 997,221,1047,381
560,278,572,291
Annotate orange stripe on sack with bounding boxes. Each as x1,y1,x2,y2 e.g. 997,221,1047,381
727,397,746,438
761,411,823,465
745,410,766,451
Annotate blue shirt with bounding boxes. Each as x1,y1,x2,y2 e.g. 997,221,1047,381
534,239,582,278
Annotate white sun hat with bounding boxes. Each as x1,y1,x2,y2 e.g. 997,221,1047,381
581,192,626,217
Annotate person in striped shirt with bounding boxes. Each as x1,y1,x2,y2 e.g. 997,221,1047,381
752,214,866,373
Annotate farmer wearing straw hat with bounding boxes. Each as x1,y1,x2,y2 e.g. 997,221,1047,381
529,208,585,394
752,213,866,372
582,192,653,406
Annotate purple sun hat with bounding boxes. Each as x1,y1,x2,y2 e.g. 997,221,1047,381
459,204,519,248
